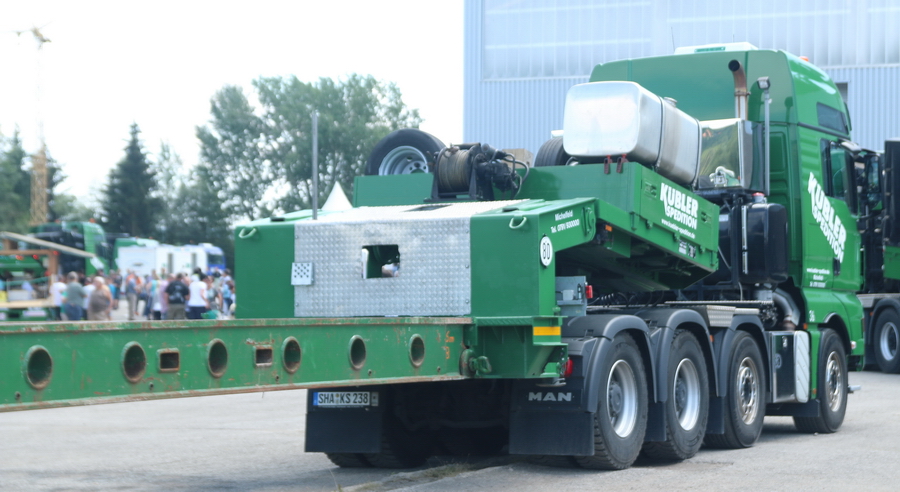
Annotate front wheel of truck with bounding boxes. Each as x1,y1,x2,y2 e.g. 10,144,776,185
794,328,847,434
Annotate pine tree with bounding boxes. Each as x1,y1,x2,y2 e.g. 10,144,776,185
0,130,31,232
101,124,161,236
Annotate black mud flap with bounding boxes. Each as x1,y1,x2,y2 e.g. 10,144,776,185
508,377,594,456
304,386,385,453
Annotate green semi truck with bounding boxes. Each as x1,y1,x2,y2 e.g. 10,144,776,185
0,44,889,471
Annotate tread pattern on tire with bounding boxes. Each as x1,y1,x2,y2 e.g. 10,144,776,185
704,331,765,449
642,330,709,461
794,328,847,434
573,333,648,470
535,137,571,167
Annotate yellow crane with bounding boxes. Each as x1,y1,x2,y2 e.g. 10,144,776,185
30,145,47,226
12,25,51,225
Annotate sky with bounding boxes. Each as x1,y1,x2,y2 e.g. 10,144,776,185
0,1,464,204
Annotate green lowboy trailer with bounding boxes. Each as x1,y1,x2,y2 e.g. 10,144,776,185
5,43,894,471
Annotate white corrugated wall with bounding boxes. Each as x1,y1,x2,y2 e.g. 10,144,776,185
827,66,900,150
465,0,900,153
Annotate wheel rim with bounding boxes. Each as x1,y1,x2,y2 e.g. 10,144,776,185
674,358,701,430
825,351,844,412
879,321,899,362
607,359,638,438
378,145,431,175
736,356,760,424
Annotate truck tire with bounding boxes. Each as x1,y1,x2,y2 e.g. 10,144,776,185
573,333,648,470
873,308,900,373
362,411,433,468
534,137,573,167
704,331,765,449
794,328,848,433
642,330,709,460
365,129,444,175
325,453,371,468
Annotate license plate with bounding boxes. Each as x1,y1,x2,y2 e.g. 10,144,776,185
313,391,378,407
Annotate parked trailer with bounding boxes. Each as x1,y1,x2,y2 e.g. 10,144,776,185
116,243,224,277
856,139,900,373
0,44,867,471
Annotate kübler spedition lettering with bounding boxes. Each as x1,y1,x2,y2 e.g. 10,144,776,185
807,172,847,262
660,182,699,229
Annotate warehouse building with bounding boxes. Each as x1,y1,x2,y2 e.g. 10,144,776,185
464,0,900,153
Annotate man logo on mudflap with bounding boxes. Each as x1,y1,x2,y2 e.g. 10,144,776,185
528,392,573,402
807,172,846,262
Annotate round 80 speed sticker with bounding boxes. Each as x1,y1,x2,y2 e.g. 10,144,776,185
539,235,553,267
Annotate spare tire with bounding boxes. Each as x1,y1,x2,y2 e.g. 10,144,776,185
535,137,575,167
365,129,445,176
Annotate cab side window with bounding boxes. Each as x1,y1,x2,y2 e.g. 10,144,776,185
820,139,857,214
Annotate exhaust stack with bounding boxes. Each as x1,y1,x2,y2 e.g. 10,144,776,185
729,59,749,120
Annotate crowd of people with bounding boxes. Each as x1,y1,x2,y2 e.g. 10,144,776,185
52,268,235,322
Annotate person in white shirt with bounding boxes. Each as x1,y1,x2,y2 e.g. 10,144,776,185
49,275,67,320
186,273,209,319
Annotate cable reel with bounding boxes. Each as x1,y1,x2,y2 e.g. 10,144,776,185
432,143,528,201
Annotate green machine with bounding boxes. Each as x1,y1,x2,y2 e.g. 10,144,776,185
30,221,113,275
0,44,870,471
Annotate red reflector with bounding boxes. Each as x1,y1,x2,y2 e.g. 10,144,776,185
563,359,574,378
15,255,23,260
33,254,39,260
585,284,594,299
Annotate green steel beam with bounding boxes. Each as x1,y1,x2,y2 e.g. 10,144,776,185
1,317,470,412
1,315,571,413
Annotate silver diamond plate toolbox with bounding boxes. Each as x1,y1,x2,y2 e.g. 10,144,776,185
294,201,522,317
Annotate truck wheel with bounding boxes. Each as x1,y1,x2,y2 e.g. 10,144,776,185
704,331,765,449
642,330,709,460
362,411,433,468
325,453,371,468
535,137,574,167
873,308,900,373
794,329,848,433
574,333,648,470
365,129,444,175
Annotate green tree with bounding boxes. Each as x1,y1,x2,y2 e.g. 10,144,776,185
0,130,31,232
50,194,97,222
163,167,234,267
150,142,185,242
45,154,78,222
196,86,271,221
196,74,421,221
101,124,161,236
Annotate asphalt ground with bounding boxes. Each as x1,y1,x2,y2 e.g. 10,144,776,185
1,368,897,491
4,302,898,490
